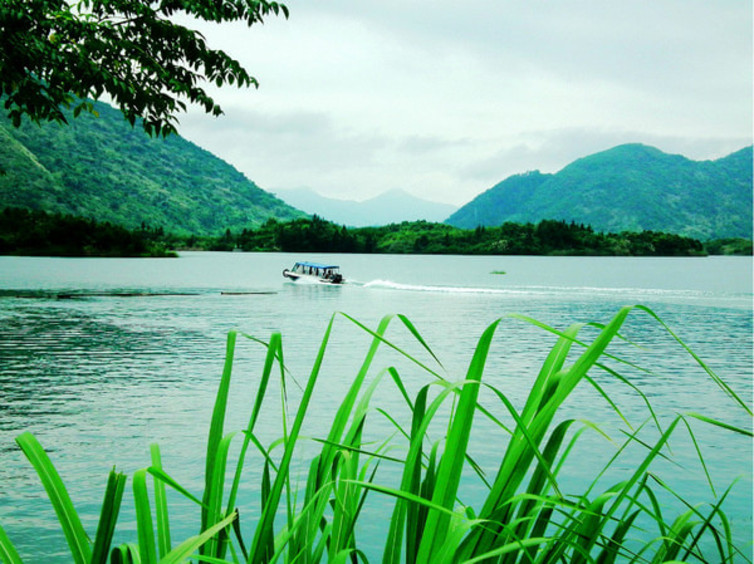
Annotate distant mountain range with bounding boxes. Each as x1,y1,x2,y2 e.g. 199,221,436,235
274,187,458,227
0,100,304,235
2,98,750,241
447,144,753,240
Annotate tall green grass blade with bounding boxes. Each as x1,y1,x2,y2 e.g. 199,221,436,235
680,500,727,563
14,431,92,564
249,313,337,564
646,471,738,563
290,314,399,562
205,432,236,559
202,330,237,540
588,418,685,561
506,312,647,379
149,445,171,559
331,450,360,557
498,419,575,564
635,305,753,416
416,442,438,558
521,503,555,564
339,312,444,380
386,366,416,412
111,543,141,563
226,332,282,517
484,383,564,499
383,382,467,564
509,310,667,433
232,512,249,563
133,468,157,564
460,536,552,564
684,412,754,437
158,511,237,564
570,489,620,564
652,511,698,563
383,385,428,564
91,467,127,564
463,309,636,560
487,322,582,506
595,508,640,564
395,313,444,368
147,467,205,508
0,522,24,564
417,320,501,563
321,315,393,467
263,487,333,563
457,325,579,559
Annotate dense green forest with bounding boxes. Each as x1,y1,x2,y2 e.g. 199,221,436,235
0,207,176,257
4,207,750,258
213,216,710,256
0,100,304,235
448,144,753,240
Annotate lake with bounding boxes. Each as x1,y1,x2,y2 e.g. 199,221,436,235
0,253,752,561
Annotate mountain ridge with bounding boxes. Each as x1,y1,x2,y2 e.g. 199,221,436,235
2,101,750,241
0,100,305,235
446,144,753,239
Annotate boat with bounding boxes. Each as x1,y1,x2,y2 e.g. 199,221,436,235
282,261,344,284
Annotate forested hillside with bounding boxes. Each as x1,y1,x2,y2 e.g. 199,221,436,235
0,100,305,235
447,144,753,240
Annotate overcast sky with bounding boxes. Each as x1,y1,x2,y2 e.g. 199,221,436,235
176,0,753,206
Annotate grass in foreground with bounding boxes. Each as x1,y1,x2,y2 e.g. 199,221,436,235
1,305,752,563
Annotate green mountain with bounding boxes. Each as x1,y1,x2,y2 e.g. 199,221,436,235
446,144,753,239
0,101,305,235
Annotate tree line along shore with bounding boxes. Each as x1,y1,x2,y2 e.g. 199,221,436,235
1,206,751,257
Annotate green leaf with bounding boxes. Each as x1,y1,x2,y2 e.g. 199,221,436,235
0,522,24,564
150,445,171,558
14,432,92,564
133,468,157,564
158,511,237,564
91,468,127,564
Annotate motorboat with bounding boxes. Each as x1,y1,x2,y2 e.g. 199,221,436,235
282,261,344,284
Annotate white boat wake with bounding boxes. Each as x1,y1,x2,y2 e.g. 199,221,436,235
350,279,747,306
358,279,525,295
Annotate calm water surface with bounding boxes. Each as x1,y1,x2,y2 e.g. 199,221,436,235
0,253,752,561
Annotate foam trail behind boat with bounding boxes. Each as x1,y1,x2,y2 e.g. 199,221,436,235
360,279,525,295
355,279,729,303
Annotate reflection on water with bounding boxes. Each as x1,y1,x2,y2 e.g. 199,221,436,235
0,253,751,561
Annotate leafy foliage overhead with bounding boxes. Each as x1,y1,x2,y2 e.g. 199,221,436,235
0,0,288,136
447,144,753,240
0,99,305,235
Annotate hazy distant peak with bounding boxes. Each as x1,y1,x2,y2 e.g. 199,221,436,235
275,187,458,227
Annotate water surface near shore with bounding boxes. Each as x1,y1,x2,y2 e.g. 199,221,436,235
1,253,751,560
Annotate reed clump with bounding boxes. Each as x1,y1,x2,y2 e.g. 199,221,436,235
1,305,751,563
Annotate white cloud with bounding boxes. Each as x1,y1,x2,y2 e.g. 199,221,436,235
176,0,753,206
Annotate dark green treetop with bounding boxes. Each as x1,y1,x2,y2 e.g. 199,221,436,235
0,0,288,136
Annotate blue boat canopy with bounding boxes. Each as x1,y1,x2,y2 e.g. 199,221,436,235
294,261,340,269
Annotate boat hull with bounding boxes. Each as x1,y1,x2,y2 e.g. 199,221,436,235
283,269,344,284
